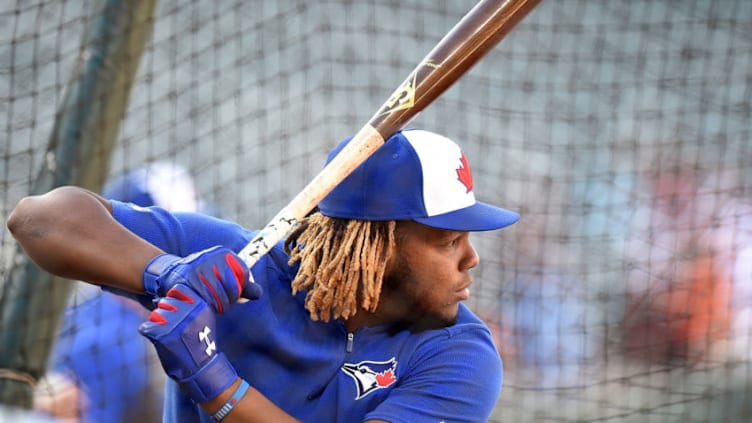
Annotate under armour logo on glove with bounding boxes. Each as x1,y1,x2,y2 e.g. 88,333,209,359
138,285,240,404
199,326,216,356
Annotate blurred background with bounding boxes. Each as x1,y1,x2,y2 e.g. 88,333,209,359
1,0,751,421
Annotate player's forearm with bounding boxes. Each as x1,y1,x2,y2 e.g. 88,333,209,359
200,379,302,423
7,186,161,292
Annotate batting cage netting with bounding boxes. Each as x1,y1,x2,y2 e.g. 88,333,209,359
1,0,751,422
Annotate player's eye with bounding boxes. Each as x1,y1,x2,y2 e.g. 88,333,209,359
443,237,460,248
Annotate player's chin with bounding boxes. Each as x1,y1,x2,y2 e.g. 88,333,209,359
436,303,461,325
440,311,459,327
413,305,459,330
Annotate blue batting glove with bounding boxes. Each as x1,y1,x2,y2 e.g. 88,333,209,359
138,284,238,404
142,246,263,313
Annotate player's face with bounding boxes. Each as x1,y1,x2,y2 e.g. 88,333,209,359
381,220,480,328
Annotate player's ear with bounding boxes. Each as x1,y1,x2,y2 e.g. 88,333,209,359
392,220,411,244
381,224,400,272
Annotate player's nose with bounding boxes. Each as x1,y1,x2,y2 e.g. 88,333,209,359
459,235,479,270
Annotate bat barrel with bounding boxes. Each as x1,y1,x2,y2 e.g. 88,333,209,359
368,0,541,138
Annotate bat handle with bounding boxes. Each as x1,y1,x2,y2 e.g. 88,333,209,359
238,207,299,269
236,208,299,304
237,124,385,270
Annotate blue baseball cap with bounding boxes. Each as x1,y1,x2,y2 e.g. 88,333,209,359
318,129,520,231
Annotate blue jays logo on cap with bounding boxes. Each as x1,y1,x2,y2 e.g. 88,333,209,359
319,129,520,231
341,357,398,400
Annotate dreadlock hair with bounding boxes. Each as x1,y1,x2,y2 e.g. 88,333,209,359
285,211,397,322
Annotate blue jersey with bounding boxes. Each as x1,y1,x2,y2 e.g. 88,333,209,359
49,289,157,423
112,201,503,423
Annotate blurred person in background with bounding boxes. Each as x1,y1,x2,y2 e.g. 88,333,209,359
34,162,210,423
507,269,592,386
622,163,733,366
494,207,593,387
693,168,752,362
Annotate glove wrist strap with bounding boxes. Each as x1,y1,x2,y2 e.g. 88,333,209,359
179,352,238,404
143,253,180,295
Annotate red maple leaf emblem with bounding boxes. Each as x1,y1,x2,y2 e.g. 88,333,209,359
456,153,473,193
375,370,396,387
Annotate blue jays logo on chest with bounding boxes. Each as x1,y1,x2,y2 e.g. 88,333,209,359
341,357,398,400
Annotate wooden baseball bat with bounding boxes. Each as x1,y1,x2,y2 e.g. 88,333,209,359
238,0,540,268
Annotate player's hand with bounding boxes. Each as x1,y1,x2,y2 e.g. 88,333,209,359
138,284,238,404
142,246,263,313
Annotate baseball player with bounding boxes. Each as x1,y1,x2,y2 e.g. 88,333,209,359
8,129,519,423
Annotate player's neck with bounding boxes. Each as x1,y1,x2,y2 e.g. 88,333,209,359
343,296,450,333
342,310,388,333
